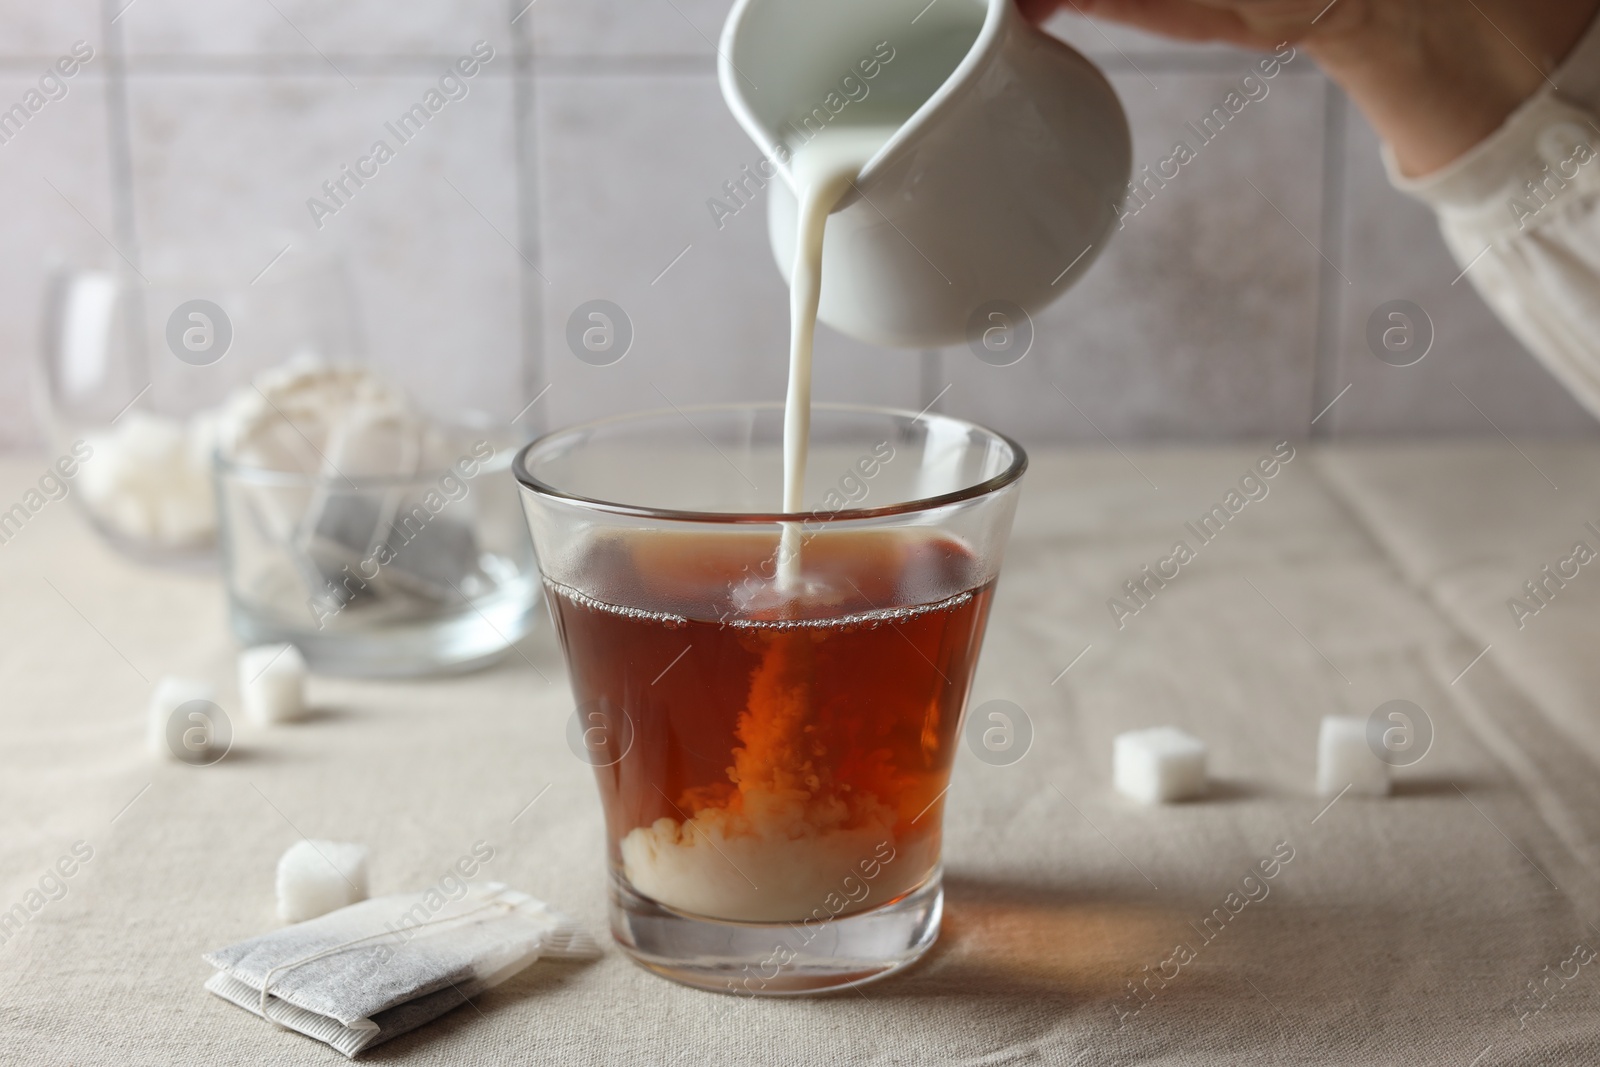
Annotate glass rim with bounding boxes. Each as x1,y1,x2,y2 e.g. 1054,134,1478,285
511,401,1028,524
209,408,524,488
213,440,515,490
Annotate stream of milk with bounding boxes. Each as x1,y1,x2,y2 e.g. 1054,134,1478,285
776,123,898,588
619,124,932,923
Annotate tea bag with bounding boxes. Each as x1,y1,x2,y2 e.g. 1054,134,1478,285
203,882,597,1058
326,414,488,605
291,401,425,610
215,357,486,621
373,504,486,603
215,357,393,557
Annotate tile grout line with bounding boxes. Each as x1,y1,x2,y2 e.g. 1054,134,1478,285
1308,77,1348,442
99,0,152,391
510,0,547,431
79,57,539,75
101,0,142,275
0,49,1324,76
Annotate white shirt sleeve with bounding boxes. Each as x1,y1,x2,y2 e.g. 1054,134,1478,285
1387,17,1600,418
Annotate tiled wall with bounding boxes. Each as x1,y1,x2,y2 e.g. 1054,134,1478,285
3,0,1595,451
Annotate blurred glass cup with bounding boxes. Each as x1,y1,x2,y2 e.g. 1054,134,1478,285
216,414,538,677
37,257,361,564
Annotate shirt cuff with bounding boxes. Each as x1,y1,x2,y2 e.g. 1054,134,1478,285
1384,7,1600,238
1384,91,1600,222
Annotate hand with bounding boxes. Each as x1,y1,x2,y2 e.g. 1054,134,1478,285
1020,0,1359,50
1024,0,1600,176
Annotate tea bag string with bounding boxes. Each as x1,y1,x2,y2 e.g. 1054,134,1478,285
256,892,516,1027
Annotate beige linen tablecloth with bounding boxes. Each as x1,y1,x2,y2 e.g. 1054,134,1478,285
2,445,1598,1065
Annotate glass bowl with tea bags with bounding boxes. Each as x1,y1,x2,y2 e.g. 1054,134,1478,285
214,357,538,676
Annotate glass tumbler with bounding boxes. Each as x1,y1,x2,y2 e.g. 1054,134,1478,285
514,403,1025,994
37,258,361,565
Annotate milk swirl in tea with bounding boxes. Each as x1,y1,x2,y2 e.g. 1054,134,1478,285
548,530,993,922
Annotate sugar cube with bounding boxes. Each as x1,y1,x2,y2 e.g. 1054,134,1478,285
238,644,308,725
79,412,216,547
1113,727,1207,804
147,676,217,759
1317,716,1389,796
276,840,370,923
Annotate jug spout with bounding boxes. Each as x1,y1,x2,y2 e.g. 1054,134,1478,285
721,0,1131,349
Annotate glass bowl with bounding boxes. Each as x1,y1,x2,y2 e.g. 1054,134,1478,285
216,418,538,677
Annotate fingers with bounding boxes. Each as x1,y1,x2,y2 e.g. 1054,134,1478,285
1017,0,1064,22
1050,0,1268,47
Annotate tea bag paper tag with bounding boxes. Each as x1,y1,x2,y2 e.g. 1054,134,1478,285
203,882,597,1058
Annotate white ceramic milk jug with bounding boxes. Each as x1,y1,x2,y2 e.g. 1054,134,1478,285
720,0,1131,348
